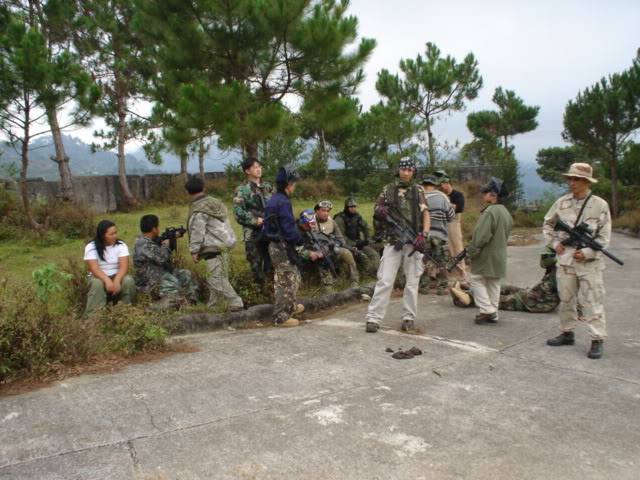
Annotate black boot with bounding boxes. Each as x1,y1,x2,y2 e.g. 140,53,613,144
547,331,575,346
587,339,604,359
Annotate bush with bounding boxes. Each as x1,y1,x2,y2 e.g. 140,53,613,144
205,177,231,200
45,201,96,239
614,210,640,234
295,179,344,201
150,175,191,206
93,304,167,355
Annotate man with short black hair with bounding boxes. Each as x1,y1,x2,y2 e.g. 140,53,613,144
133,214,199,309
185,176,244,312
233,157,275,284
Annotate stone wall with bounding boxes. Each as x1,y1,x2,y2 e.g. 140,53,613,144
1,172,226,213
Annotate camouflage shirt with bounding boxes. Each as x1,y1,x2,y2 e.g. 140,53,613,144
232,180,275,241
133,234,171,293
513,266,559,313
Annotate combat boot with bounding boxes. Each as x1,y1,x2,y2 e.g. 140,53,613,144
365,321,379,333
587,339,604,359
274,318,300,327
546,331,575,346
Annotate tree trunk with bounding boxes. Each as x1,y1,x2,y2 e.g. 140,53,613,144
610,150,619,217
425,117,436,168
180,147,188,174
198,138,205,181
46,106,75,202
19,125,44,233
318,129,328,178
117,110,136,206
503,135,509,152
245,143,258,159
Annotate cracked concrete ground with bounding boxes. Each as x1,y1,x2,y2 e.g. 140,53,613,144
1,233,639,479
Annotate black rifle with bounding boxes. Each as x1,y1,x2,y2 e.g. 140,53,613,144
317,232,359,255
307,230,339,277
447,248,468,273
153,226,186,252
555,220,624,265
379,211,423,257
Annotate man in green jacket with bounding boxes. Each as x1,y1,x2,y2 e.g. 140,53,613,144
467,177,513,325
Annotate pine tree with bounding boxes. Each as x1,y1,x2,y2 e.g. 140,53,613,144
376,42,482,167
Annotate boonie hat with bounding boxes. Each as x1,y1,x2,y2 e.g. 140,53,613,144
561,163,598,183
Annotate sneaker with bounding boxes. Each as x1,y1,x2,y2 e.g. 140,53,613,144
401,319,415,332
474,312,497,324
546,331,575,346
365,321,379,333
274,318,300,327
451,287,472,306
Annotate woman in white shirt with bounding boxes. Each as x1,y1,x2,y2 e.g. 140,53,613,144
84,220,136,314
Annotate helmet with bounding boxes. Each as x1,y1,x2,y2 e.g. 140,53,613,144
276,164,299,185
344,196,358,208
395,156,416,178
299,209,317,227
480,177,509,197
539,247,557,269
314,200,333,211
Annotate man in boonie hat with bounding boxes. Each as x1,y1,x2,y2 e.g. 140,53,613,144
542,163,611,359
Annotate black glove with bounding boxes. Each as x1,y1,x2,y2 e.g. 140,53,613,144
355,239,369,250
295,237,304,247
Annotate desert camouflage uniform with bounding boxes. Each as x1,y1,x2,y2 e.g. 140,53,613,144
133,235,199,306
188,195,243,310
453,267,559,312
232,180,275,282
542,193,611,339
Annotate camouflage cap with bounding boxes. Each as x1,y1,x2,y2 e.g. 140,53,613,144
421,175,439,186
344,196,358,207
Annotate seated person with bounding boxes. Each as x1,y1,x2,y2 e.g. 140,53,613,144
450,248,559,313
313,201,360,291
297,209,358,292
133,215,199,309
84,220,136,315
334,196,380,275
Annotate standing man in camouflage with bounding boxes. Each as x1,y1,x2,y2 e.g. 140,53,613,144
543,163,611,359
185,176,244,312
334,196,380,275
263,165,305,327
233,157,275,284
133,215,199,309
451,248,559,313
365,157,430,333
419,176,455,295
467,177,513,325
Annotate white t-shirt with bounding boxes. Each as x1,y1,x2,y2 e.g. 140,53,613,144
84,241,130,277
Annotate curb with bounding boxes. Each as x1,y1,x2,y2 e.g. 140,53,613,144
169,283,375,335
613,228,640,238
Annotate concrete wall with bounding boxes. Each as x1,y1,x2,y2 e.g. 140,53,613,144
1,172,226,213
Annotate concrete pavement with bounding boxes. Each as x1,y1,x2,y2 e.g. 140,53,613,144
1,232,639,479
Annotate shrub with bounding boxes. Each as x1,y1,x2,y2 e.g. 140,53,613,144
614,210,640,234
94,304,167,355
150,175,190,206
205,177,231,200
46,201,96,239
0,183,19,218
295,179,344,201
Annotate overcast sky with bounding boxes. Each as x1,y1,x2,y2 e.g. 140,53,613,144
347,0,640,163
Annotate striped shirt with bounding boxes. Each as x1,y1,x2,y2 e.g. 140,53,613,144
424,190,455,241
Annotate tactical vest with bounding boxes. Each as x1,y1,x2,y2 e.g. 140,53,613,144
383,182,421,232
337,212,360,242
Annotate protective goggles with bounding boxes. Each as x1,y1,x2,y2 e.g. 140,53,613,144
315,200,333,209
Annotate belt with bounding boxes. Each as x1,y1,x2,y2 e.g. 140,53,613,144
201,252,221,260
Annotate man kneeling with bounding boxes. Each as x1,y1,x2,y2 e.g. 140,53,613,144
134,215,199,310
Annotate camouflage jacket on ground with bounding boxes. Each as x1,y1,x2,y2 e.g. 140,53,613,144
133,234,171,293
514,267,559,313
232,180,275,241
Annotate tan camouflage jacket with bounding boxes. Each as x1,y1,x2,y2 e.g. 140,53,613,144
187,195,237,255
542,192,611,274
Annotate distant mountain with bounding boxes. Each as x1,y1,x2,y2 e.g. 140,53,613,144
519,160,563,202
127,145,242,173
0,135,167,180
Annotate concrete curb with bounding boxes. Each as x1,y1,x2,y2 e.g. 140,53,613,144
169,282,376,335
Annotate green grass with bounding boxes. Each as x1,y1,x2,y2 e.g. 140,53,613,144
0,199,376,282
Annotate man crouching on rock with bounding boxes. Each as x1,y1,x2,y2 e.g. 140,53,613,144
133,214,199,310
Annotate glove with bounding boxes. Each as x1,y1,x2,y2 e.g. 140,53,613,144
355,239,369,250
413,234,427,252
374,205,389,221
